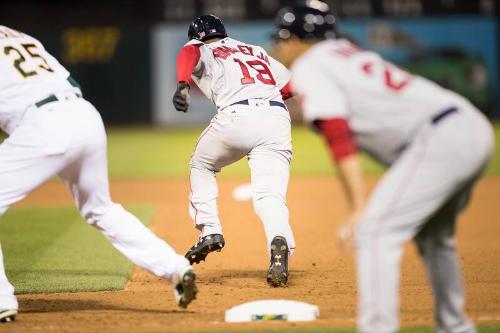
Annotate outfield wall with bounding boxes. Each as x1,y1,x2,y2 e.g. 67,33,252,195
12,17,500,124
153,17,500,125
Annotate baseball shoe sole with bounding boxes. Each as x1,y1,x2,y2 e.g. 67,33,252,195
174,266,198,309
267,236,289,287
0,310,17,323
185,234,225,264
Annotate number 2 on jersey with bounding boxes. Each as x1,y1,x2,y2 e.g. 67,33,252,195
4,43,54,78
234,58,276,86
361,59,412,92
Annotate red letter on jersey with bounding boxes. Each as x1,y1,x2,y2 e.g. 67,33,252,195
213,46,239,60
237,45,254,56
257,52,270,65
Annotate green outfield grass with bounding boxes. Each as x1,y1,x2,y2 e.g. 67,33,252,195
106,122,500,179
105,126,384,178
0,205,153,293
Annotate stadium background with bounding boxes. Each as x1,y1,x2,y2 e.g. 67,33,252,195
0,1,500,333
1,0,498,124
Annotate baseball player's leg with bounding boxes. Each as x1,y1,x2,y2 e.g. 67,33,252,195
248,146,294,253
413,106,493,333
415,188,476,333
59,110,190,281
356,113,492,333
189,118,248,236
189,166,221,237
246,112,293,287
0,123,71,312
186,116,250,264
0,245,17,312
0,127,70,216
248,147,293,287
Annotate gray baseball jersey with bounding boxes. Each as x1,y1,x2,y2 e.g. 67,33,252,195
291,38,494,333
292,38,478,166
186,37,291,110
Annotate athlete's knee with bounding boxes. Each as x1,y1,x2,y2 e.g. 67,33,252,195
87,203,144,242
189,154,203,168
190,155,217,173
415,232,455,257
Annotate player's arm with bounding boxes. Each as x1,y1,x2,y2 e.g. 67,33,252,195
292,61,364,211
315,118,365,253
314,118,365,213
280,81,293,100
292,60,365,251
173,43,201,112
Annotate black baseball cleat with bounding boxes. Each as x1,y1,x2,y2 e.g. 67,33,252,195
185,234,225,264
0,309,17,323
267,236,289,287
173,266,198,309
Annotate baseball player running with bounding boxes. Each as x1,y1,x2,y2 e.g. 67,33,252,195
172,15,295,287
0,26,197,322
273,4,493,333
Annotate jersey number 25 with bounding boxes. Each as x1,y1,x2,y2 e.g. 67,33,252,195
233,58,276,86
4,43,54,78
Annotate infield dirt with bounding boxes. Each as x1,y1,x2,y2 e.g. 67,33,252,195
1,176,500,333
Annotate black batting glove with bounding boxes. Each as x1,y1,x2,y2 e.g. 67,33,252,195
173,82,191,112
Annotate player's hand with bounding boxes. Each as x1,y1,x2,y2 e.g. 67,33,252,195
337,210,363,255
173,82,191,112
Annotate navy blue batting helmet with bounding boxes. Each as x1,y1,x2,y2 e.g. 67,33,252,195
188,14,227,42
273,3,337,41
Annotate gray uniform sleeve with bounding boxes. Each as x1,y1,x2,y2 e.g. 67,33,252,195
268,54,291,90
291,58,349,123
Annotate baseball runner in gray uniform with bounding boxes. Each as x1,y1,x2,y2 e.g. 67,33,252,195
172,15,295,287
273,4,494,333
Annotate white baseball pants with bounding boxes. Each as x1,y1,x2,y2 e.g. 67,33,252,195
189,102,295,254
356,106,494,333
0,96,189,311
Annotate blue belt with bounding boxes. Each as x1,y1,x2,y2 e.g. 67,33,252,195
431,107,458,125
230,99,287,110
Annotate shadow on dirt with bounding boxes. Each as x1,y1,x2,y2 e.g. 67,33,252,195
19,298,194,314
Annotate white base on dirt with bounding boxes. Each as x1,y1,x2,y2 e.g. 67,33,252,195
224,300,319,322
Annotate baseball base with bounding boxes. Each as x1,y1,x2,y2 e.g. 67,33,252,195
224,300,319,322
